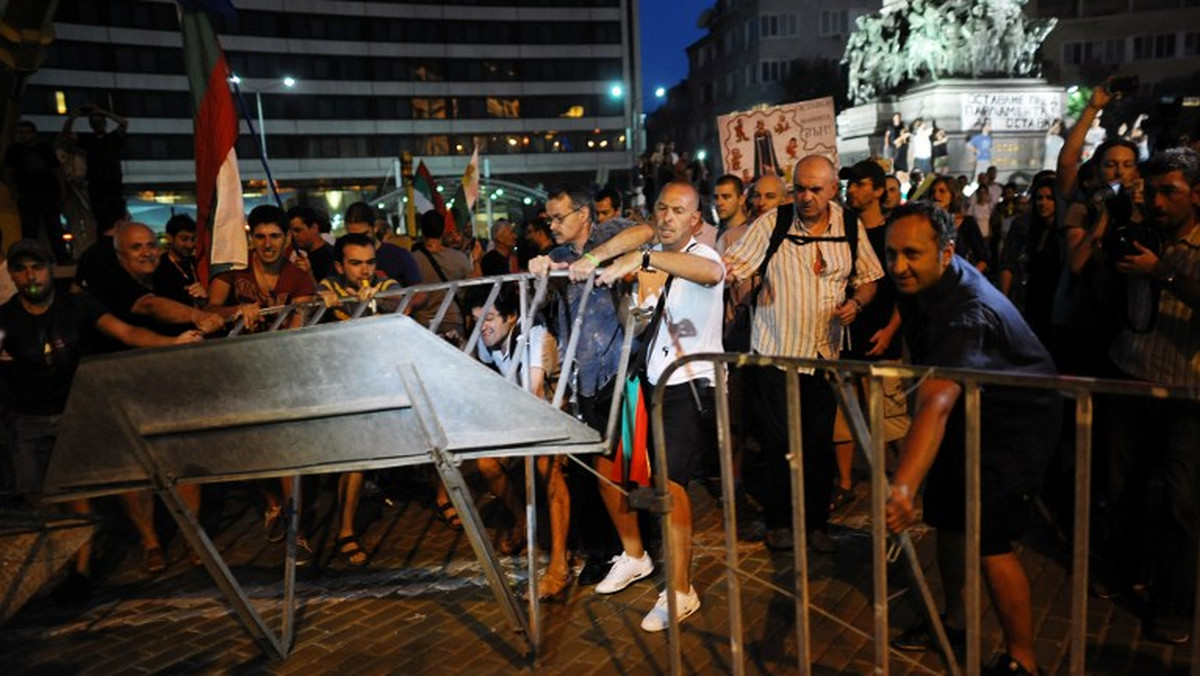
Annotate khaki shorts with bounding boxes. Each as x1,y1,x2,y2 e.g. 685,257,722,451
832,372,911,444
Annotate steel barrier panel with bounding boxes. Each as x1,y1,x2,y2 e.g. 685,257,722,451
43,314,602,498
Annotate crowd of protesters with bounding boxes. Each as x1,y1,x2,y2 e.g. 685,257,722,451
1,78,1198,672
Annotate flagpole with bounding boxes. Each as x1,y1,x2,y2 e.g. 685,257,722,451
229,79,283,207
401,152,416,239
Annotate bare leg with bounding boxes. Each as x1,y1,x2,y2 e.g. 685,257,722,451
120,490,160,551
337,472,364,539
68,498,93,575
538,456,571,581
595,455,643,558
982,552,1037,672
179,484,202,520
666,480,692,593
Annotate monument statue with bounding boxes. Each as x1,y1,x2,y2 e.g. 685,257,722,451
843,0,1057,104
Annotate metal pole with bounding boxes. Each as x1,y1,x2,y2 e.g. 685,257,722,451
714,365,746,676
255,90,267,164
1069,391,1093,676
785,367,812,676
868,376,889,675
402,152,416,238
964,381,982,676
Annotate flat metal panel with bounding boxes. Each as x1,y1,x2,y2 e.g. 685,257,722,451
45,315,602,498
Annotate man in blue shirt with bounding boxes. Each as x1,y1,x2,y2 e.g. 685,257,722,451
884,202,1060,676
529,184,653,585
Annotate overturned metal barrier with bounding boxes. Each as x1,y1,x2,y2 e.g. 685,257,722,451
646,353,1200,676
42,314,605,660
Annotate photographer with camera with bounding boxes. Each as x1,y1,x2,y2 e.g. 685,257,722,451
1100,147,1200,643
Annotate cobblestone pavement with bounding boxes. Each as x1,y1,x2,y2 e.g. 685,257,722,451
2,473,1194,675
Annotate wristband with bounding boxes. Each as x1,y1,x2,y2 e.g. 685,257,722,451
848,297,863,312
641,250,653,271
582,252,601,267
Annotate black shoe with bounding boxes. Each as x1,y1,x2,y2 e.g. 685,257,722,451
52,571,92,606
764,528,793,551
891,617,965,652
578,554,615,586
983,652,1041,675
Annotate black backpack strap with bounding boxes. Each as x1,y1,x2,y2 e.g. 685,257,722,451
748,203,795,309
632,274,676,374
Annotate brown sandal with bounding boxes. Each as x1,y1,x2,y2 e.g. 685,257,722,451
142,546,166,575
495,523,526,557
533,569,573,603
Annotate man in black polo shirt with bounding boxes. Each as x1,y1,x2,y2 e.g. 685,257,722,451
884,202,1060,676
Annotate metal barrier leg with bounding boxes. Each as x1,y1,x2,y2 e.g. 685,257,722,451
964,381,982,676
714,366,746,675
867,378,890,675
400,364,533,656
1069,392,1092,676
830,373,963,676
115,407,290,659
784,367,812,675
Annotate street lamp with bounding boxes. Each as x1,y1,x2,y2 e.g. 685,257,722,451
654,86,665,99
253,76,296,164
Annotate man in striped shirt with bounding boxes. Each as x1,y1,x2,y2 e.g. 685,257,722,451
723,155,884,552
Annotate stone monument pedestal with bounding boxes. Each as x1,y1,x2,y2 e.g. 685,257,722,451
837,78,1064,183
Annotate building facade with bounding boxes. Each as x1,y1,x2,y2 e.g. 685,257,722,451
24,0,637,210
648,0,879,163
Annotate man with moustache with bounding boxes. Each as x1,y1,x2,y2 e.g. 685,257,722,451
724,155,883,553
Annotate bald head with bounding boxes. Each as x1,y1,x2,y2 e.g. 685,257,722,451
654,181,701,250
114,222,160,279
792,154,839,224
751,174,787,216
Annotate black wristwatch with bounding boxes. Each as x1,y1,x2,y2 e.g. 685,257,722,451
641,249,653,271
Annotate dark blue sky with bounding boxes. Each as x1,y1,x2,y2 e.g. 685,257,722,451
640,0,711,113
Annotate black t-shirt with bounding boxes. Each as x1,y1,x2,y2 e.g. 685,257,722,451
306,244,334,285
153,254,200,307
3,142,59,202
480,249,510,277
0,293,108,415
75,236,119,293
88,266,186,349
76,132,124,187
844,225,902,361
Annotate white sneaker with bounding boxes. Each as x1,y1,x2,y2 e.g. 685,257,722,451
641,586,701,632
595,551,654,594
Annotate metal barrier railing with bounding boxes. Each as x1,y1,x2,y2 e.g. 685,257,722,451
647,353,1200,676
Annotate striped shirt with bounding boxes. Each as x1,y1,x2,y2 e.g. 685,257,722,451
724,201,884,365
1109,224,1200,387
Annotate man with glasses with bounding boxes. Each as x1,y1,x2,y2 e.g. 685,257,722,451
529,184,654,586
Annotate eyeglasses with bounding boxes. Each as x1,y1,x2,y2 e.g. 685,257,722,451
548,204,585,225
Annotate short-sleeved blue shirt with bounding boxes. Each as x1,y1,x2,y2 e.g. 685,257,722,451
548,217,636,398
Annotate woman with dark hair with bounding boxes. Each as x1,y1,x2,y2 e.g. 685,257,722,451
999,176,1061,342
928,175,989,273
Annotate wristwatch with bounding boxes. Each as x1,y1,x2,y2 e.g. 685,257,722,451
641,249,653,271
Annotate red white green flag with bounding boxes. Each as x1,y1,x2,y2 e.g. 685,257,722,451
178,0,247,284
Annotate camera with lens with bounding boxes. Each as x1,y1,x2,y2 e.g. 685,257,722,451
1103,189,1159,259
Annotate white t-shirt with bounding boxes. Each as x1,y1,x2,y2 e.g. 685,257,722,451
911,127,933,160
640,239,726,387
476,324,558,396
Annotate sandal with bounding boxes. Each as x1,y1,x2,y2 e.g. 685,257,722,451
436,500,463,531
529,569,574,603
334,535,369,567
142,546,166,575
830,485,855,512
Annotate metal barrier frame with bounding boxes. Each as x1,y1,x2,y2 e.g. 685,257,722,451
648,352,1200,676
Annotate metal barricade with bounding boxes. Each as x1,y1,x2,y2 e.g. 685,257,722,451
646,353,1200,676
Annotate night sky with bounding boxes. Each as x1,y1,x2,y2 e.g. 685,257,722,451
639,0,712,113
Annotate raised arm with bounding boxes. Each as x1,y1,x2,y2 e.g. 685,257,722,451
1058,83,1111,199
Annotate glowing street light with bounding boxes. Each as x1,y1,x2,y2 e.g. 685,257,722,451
654,86,666,98
610,84,624,99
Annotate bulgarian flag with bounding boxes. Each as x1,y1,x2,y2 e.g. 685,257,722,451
412,160,447,217
447,144,480,236
178,0,247,284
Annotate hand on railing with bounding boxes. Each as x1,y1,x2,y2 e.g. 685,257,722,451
885,483,915,534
